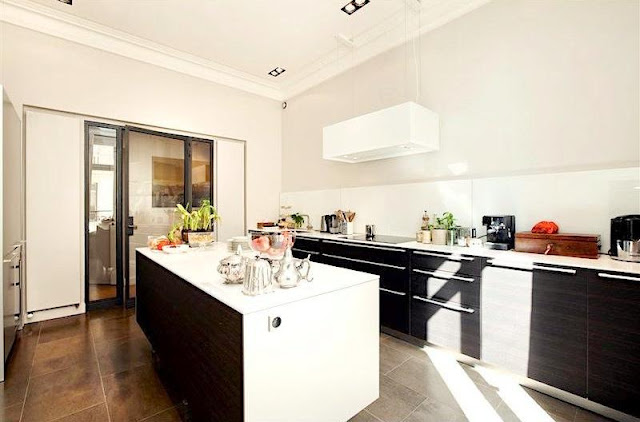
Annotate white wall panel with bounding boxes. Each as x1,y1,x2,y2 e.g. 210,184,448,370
281,167,640,251
25,110,83,312
216,139,245,240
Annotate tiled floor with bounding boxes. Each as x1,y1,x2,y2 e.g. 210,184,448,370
350,333,614,422
0,310,616,422
0,308,186,422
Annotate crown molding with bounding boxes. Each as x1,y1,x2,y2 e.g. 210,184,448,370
0,0,284,100
281,0,492,99
1,0,491,102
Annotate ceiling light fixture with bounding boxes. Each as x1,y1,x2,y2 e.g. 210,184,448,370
268,67,286,77
341,0,370,15
57,0,72,4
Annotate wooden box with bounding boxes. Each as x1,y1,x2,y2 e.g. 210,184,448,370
515,232,601,259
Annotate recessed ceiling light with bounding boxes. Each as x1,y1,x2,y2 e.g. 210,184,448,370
57,0,72,4
341,0,369,15
268,67,286,77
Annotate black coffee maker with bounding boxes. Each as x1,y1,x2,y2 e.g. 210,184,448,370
610,215,640,262
482,215,516,250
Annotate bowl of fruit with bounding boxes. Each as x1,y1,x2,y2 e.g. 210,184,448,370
249,230,296,259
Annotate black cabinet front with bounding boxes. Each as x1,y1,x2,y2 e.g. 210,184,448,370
588,271,640,417
411,295,480,358
321,250,410,334
481,263,587,397
380,289,410,335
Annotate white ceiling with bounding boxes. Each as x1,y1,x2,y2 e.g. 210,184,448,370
4,0,492,99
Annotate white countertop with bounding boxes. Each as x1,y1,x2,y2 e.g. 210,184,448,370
285,230,640,275
137,243,379,315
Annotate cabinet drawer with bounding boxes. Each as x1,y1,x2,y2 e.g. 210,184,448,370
411,295,480,359
380,288,410,334
321,254,409,293
291,248,321,262
411,250,482,277
292,237,322,254
588,271,640,416
322,240,409,268
411,269,480,307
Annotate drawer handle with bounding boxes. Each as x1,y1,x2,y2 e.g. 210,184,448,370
413,269,474,282
323,240,404,253
380,287,407,296
532,265,576,275
412,296,475,313
413,251,474,261
323,254,406,270
292,248,320,255
487,260,577,275
296,237,320,242
597,272,640,282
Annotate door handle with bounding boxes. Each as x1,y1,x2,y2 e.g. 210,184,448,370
128,224,138,230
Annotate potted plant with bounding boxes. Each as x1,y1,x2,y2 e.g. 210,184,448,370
175,200,221,247
290,213,305,229
432,211,457,245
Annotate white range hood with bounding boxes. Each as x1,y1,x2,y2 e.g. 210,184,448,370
322,101,439,163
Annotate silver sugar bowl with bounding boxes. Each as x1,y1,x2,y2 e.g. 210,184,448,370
217,246,247,284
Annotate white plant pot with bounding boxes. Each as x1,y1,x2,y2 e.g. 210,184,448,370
431,229,448,245
420,230,432,244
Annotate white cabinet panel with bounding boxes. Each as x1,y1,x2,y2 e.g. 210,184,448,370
25,110,83,312
243,281,379,422
216,139,245,240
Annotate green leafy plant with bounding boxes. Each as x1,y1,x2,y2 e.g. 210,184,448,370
435,211,457,230
290,213,305,229
175,200,220,232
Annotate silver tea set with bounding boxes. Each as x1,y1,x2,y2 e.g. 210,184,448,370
217,246,313,296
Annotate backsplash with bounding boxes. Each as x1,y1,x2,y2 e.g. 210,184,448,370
280,167,640,253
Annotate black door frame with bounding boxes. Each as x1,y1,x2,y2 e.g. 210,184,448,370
123,126,215,308
84,121,124,311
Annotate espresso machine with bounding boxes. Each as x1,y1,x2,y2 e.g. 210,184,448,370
610,215,640,262
482,215,516,250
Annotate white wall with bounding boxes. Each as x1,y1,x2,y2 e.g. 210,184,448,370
281,167,640,253
0,22,282,226
282,0,640,192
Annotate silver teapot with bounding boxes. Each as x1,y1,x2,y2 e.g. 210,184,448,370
273,248,313,289
217,246,247,284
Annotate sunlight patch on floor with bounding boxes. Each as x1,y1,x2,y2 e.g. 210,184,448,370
426,347,502,422
474,365,555,422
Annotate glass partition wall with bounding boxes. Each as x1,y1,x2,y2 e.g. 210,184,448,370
123,128,213,306
85,123,123,307
85,123,214,309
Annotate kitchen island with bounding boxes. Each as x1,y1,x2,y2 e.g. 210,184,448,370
135,243,379,422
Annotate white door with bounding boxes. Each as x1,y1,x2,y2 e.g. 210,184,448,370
216,139,245,240
25,110,83,312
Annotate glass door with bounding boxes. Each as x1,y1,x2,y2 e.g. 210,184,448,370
123,127,213,306
85,123,123,308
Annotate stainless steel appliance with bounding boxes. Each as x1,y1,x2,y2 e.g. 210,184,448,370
321,214,340,234
482,215,516,250
365,224,376,239
610,215,640,262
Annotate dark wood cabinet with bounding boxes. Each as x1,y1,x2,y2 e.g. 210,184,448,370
322,239,409,268
587,270,640,417
292,237,322,261
411,294,480,358
412,250,482,277
481,262,587,397
321,251,410,334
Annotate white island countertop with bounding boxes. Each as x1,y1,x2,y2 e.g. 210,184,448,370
137,243,379,315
